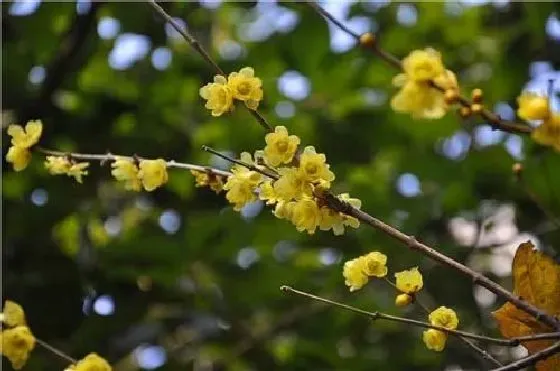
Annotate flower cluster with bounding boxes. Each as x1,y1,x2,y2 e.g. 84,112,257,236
45,156,90,183
423,306,459,351
199,67,263,116
391,48,458,119
222,125,361,235
0,301,35,369
5,120,43,171
111,157,169,191
394,267,424,306
0,300,112,370
342,251,388,291
517,92,560,152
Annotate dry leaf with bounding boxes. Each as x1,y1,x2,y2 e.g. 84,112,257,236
492,241,560,371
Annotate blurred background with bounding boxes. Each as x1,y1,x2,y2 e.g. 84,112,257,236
2,1,560,370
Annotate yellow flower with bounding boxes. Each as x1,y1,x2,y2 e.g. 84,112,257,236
343,257,369,292
258,180,280,205
138,159,168,191
45,156,72,174
402,48,445,82
391,69,457,119
362,251,388,277
67,162,89,184
199,75,234,117
298,146,335,185
227,67,263,110
429,306,459,330
422,329,447,352
5,120,43,172
0,326,36,369
517,92,550,121
5,145,32,171
532,113,560,152
273,168,312,201
395,293,413,307
1,301,26,327
273,200,295,220
111,157,141,191
291,196,322,234
263,126,300,166
394,267,424,294
7,120,42,148
70,353,112,371
190,169,224,193
223,152,262,211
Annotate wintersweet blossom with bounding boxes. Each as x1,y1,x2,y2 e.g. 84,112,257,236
298,146,335,185
394,267,424,294
44,156,89,183
223,152,262,211
422,329,447,352
227,67,263,110
402,48,445,82
111,157,141,191
5,120,43,171
191,169,224,193
199,75,234,117
0,326,36,369
1,300,26,327
343,251,388,291
138,159,168,191
291,196,322,234
263,126,300,166
429,306,459,330
517,92,550,121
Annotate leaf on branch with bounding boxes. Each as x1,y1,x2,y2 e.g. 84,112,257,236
492,241,560,371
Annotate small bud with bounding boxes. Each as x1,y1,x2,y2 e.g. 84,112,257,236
395,293,413,307
471,103,483,114
459,106,472,118
512,163,523,175
359,32,376,48
444,89,458,104
472,88,483,103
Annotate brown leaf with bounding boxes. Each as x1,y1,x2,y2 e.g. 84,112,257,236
492,242,560,371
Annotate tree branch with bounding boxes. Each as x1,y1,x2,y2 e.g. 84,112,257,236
490,341,560,371
305,1,532,135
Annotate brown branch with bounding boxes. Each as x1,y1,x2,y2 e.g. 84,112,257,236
490,341,560,371
318,192,560,331
147,0,273,133
305,1,532,136
36,148,231,177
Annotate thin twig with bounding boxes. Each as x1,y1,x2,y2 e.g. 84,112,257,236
37,148,232,177
147,0,273,132
490,341,560,371
318,191,560,331
201,145,278,179
305,1,532,135
280,286,560,345
36,337,77,364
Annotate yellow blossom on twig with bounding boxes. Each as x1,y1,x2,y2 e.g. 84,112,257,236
111,157,142,191
68,353,112,371
517,92,550,121
429,306,459,330
0,326,36,369
227,67,263,110
394,267,423,294
263,126,300,166
1,300,26,327
199,75,234,117
138,159,168,191
422,329,447,352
